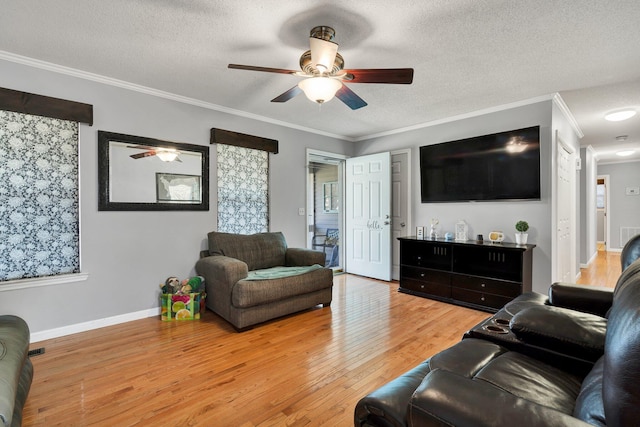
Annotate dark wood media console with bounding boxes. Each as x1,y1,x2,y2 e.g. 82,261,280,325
398,237,535,312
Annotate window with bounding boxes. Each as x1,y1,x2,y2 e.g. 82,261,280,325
596,183,605,209
217,144,269,234
323,182,339,213
0,111,80,281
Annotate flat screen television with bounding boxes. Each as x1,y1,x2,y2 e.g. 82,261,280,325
420,126,540,202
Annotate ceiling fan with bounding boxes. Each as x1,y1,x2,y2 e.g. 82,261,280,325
228,26,414,110
129,146,182,162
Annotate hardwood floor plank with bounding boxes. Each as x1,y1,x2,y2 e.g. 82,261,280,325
21,275,490,426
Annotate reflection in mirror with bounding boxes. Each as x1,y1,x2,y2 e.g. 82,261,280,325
98,131,209,211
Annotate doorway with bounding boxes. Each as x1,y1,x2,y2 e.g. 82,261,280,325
596,175,609,251
306,150,346,270
306,149,411,279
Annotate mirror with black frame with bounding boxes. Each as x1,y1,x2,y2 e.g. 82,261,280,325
98,131,209,211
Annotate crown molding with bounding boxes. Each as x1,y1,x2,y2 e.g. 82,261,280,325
354,94,558,142
553,93,584,139
0,51,582,144
0,50,352,141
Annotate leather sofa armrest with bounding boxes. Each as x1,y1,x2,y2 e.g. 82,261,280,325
409,369,592,427
548,282,613,317
354,360,432,427
285,248,325,267
509,305,606,362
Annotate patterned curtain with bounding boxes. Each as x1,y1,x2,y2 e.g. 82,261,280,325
0,111,80,281
217,144,269,234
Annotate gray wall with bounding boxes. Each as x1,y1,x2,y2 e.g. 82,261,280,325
355,100,580,294
597,161,640,249
0,58,353,335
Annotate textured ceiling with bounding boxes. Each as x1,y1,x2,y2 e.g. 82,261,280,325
1,0,639,162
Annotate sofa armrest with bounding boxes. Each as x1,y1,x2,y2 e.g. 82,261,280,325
0,316,31,427
285,248,325,267
548,282,613,317
409,369,592,427
509,305,606,362
195,255,249,319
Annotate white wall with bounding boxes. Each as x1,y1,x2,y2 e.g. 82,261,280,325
597,161,640,249
355,100,573,294
0,58,353,336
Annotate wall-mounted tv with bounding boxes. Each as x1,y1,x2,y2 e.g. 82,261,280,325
420,126,540,202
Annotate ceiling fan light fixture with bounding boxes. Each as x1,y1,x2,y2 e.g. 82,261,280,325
298,77,342,104
156,150,179,162
309,37,338,74
604,109,637,121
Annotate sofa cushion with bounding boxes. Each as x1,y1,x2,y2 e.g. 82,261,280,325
603,259,640,426
474,351,583,414
573,356,606,426
207,231,287,271
232,267,333,308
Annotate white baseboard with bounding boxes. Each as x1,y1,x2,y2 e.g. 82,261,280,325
30,308,160,343
580,251,599,269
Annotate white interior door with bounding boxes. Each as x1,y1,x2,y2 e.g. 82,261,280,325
345,152,392,281
557,140,574,283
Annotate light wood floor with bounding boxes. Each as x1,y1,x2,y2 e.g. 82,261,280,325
23,251,618,426
576,246,621,288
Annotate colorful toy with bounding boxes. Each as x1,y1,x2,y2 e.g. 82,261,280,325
179,275,205,294
159,276,181,294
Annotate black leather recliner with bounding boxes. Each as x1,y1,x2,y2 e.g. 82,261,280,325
354,259,640,427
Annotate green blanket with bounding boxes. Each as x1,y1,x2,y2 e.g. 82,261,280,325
245,264,323,281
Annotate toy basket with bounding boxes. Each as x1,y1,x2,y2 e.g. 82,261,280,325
160,292,205,321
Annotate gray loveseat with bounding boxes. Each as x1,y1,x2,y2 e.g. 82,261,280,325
195,231,333,331
0,315,33,427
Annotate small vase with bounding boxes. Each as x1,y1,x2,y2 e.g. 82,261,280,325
515,232,528,245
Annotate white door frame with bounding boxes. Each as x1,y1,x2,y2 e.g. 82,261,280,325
391,148,412,280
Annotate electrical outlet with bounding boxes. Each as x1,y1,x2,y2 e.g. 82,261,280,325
298,208,305,216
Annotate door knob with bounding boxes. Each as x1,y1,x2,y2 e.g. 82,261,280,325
400,222,406,227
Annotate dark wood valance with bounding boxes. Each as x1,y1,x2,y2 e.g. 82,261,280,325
0,87,93,125
210,128,278,154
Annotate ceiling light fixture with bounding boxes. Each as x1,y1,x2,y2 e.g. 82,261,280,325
298,77,342,104
616,150,635,157
156,150,179,162
605,109,637,122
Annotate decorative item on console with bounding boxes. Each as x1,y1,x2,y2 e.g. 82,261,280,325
429,218,439,239
416,226,425,240
444,232,454,241
515,220,530,245
488,231,505,243
455,220,468,241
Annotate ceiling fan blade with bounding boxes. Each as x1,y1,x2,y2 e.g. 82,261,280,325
130,151,156,159
335,85,368,110
342,68,414,84
271,86,303,103
228,64,299,75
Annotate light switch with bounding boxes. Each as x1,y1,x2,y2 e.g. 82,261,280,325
298,208,305,216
